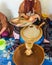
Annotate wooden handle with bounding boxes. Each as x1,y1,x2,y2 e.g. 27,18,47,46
39,22,45,28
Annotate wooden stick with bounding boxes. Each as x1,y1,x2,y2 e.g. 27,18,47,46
38,22,45,28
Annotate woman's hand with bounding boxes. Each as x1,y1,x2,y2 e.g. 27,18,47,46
44,39,50,43
20,13,29,19
34,14,41,21
29,14,41,23
0,27,6,35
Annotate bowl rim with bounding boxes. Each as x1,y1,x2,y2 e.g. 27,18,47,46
20,25,43,42
13,44,45,65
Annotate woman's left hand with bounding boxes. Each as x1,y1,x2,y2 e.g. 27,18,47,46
20,13,29,19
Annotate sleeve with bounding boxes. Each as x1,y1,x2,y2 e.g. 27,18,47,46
34,0,42,17
1,15,8,28
18,2,24,14
0,12,8,34
0,12,8,30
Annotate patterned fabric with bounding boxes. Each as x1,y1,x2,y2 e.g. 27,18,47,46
0,38,15,65
13,26,22,39
13,31,19,39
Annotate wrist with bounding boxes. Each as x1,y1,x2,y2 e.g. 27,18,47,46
0,32,2,35
20,13,29,19
0,27,6,35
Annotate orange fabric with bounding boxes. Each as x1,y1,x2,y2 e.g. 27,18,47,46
0,12,14,37
19,0,42,17
0,12,8,29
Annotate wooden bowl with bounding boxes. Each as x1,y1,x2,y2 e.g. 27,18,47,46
13,44,44,65
10,17,33,27
20,25,43,42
